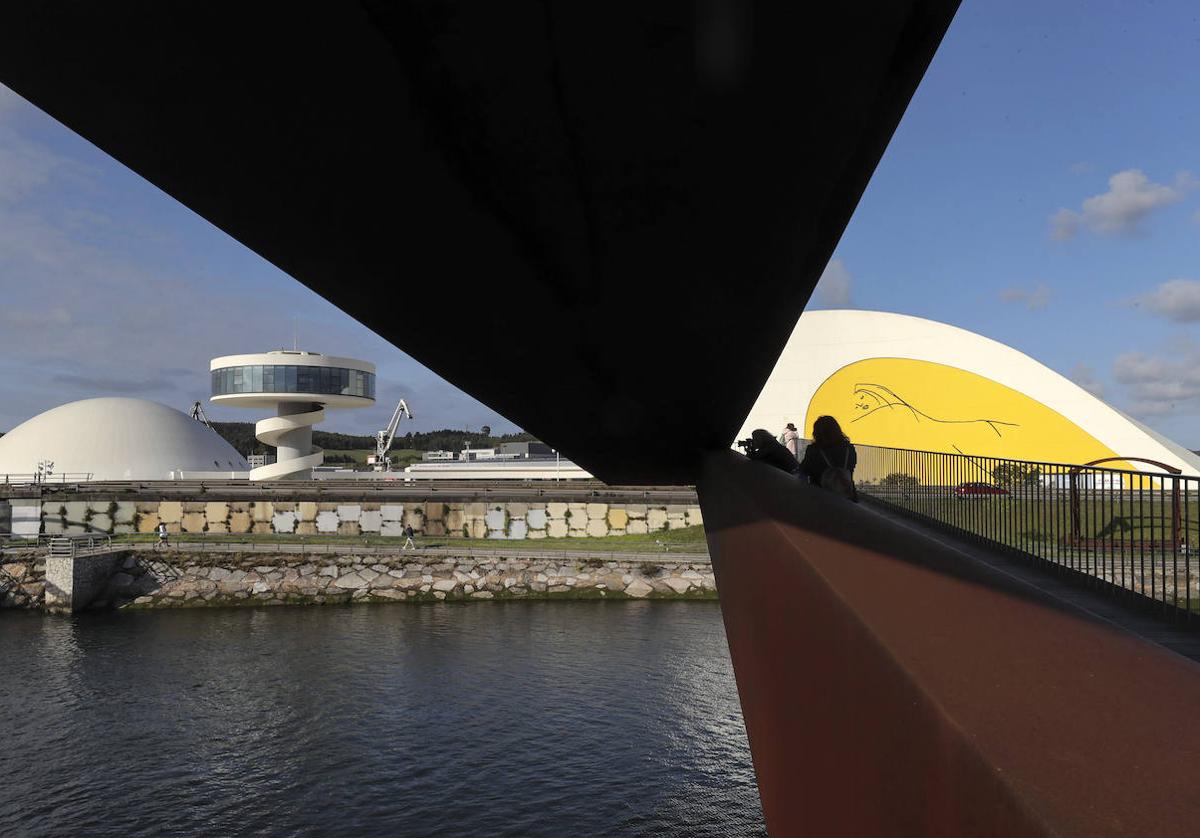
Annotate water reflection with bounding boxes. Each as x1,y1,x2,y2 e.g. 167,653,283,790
0,603,763,836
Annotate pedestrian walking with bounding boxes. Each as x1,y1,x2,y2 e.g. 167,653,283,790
156,521,169,548
402,524,416,550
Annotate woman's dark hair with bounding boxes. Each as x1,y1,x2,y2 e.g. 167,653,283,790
812,415,849,446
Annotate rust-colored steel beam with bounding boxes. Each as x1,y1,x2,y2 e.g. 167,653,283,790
698,449,1200,836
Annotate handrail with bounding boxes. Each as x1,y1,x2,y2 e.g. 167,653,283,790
849,441,1199,627
44,533,114,558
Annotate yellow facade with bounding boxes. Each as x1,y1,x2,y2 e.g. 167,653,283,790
805,358,1121,466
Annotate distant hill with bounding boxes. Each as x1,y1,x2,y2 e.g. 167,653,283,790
209,421,536,456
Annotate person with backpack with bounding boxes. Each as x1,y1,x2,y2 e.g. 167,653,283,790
402,524,417,550
799,415,858,501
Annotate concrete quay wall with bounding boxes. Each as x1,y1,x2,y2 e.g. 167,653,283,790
30,497,703,540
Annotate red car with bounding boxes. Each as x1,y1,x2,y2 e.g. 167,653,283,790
954,481,1010,498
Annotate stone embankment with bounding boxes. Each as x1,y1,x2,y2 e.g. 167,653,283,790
2,549,716,610
0,551,45,609
4,496,703,540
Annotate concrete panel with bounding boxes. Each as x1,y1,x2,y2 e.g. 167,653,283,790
359,510,383,532
63,501,90,527
298,501,319,521
336,504,361,522
228,511,252,533
381,521,406,537
251,502,274,522
10,500,42,537
181,512,207,533
424,501,445,521
464,502,487,518
547,519,568,538
627,519,648,535
508,502,528,517
586,503,607,519
113,501,136,524
485,509,506,531
380,504,404,521
297,521,317,535
547,502,568,519
337,521,361,536
586,519,608,537
137,513,160,533
273,511,297,533
509,520,527,539
527,508,547,530
159,502,183,523
445,510,464,532
205,502,229,523
316,511,339,533
89,513,113,533
607,508,629,529
647,509,668,530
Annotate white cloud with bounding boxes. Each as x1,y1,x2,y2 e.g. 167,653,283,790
813,258,853,307
1069,363,1105,398
998,282,1050,311
1113,338,1200,417
1134,279,1200,323
1049,169,1194,240
0,106,521,436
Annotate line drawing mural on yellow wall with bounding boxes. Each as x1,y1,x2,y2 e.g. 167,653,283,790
851,381,1019,439
806,358,1122,466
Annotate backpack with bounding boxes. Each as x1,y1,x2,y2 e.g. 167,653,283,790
818,447,855,499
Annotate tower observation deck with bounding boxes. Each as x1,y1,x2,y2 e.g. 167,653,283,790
210,350,375,480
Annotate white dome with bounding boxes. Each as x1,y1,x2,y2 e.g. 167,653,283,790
0,398,248,481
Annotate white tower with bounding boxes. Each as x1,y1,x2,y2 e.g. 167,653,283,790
210,351,376,480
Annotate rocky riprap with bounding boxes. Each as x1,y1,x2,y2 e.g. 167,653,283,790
101,551,716,609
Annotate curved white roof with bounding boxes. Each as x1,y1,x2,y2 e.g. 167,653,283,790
0,398,249,480
741,309,1200,476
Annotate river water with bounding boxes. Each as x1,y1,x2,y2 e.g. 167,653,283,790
0,602,763,836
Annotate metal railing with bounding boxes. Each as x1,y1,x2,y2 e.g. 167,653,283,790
1,473,94,486
44,533,114,558
851,443,1199,625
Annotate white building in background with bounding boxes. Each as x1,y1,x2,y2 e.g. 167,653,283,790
741,309,1200,476
210,350,375,480
0,397,249,481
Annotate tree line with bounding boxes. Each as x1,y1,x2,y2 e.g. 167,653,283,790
209,422,536,456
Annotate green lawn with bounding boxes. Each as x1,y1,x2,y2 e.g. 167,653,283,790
112,524,709,553
864,489,1198,554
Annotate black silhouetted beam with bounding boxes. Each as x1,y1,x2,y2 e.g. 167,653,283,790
0,2,958,484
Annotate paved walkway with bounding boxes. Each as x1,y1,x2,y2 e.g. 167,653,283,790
126,540,710,564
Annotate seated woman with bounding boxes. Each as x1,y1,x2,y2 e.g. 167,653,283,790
799,415,858,500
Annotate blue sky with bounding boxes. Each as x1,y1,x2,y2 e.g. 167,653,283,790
2,2,1200,445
